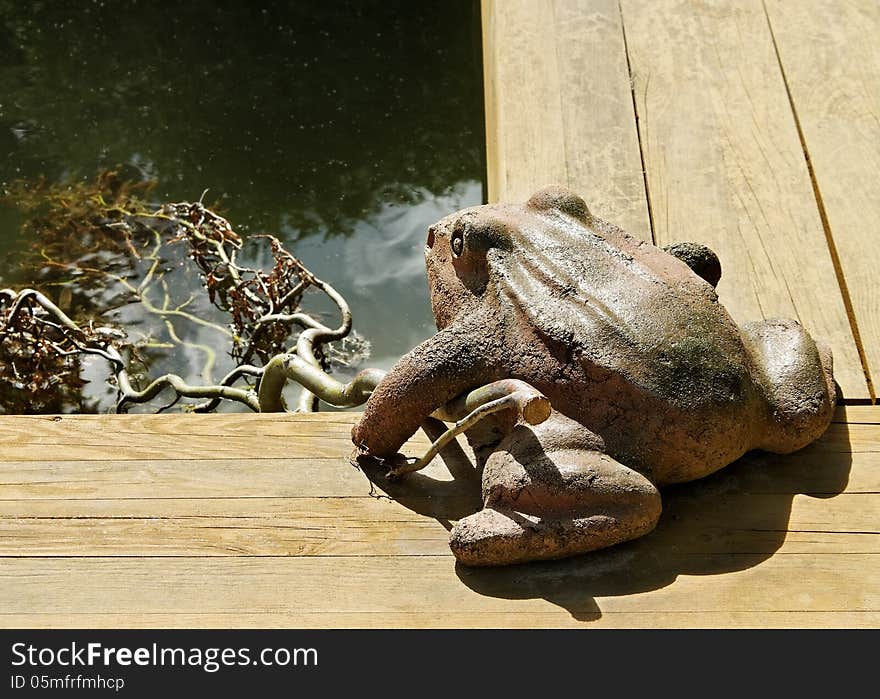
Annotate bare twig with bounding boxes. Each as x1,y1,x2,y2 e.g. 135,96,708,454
1,182,372,414
386,379,552,479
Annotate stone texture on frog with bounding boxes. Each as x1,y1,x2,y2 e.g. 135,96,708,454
351,185,836,566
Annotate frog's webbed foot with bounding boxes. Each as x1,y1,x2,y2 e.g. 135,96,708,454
449,414,661,566
663,241,722,288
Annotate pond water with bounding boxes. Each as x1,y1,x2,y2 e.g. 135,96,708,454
0,1,485,412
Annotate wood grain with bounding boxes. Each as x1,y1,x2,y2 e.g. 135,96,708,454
0,491,874,556
0,408,875,627
619,0,869,400
0,612,874,630
0,445,873,500
764,0,880,401
482,0,652,238
0,554,875,628
0,411,875,462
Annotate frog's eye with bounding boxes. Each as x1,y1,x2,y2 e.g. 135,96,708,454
449,221,465,257
451,228,464,257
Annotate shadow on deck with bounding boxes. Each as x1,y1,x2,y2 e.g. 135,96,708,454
361,421,853,622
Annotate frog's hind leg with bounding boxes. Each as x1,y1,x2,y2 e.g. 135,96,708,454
744,318,836,454
449,416,661,566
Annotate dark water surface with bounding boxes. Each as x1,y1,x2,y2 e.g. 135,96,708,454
0,0,485,411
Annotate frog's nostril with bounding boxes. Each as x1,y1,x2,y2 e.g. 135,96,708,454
426,227,436,249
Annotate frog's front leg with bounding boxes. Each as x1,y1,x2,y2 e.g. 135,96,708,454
351,318,501,459
450,412,661,566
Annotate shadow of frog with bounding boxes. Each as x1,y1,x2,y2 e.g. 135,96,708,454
355,418,483,526
359,418,853,622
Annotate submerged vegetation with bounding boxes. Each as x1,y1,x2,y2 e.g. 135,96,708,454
0,173,371,414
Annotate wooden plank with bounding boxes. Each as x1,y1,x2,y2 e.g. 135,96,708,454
0,422,868,461
764,0,880,402
0,444,874,501
0,456,482,500
619,0,869,400
0,412,412,462
0,498,454,557
482,0,652,238
0,492,873,556
833,405,880,425
0,418,872,495
0,611,874,630
0,458,374,500
1,410,873,462
0,554,875,628
1,521,874,557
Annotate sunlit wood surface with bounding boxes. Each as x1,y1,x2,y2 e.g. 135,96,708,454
0,408,876,628
1,0,877,628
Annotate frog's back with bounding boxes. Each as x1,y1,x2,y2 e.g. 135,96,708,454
497,211,773,483
500,211,760,405
484,188,832,484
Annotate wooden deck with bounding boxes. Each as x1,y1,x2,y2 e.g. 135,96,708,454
2,0,878,627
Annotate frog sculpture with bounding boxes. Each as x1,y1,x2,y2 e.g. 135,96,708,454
351,185,836,566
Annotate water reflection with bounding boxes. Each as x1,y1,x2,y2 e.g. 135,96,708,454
289,180,482,371
0,1,485,412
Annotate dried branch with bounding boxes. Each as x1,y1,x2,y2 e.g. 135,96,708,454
0,174,371,414
385,380,552,479
0,288,260,412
